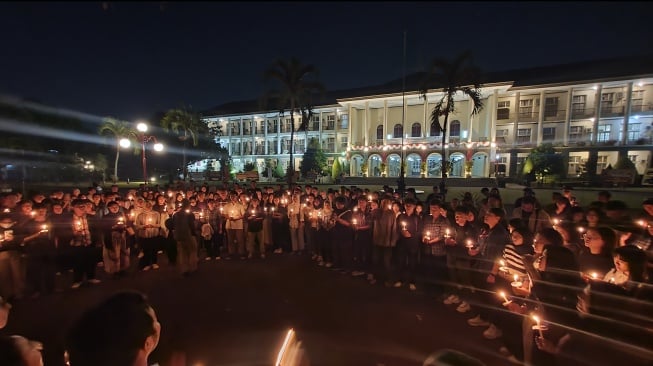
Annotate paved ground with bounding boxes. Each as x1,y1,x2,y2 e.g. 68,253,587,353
3,253,511,366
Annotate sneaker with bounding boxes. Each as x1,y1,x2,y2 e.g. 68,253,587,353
71,282,82,289
247,254,253,259
456,301,471,313
87,279,101,284
351,270,365,277
409,283,417,291
393,281,403,288
142,266,151,271
157,250,163,254
273,248,283,254
205,257,212,261
369,279,377,285
366,274,374,281
444,294,461,305
468,315,490,327
483,324,503,339
97,261,104,267
325,262,333,268
317,261,325,266
137,252,144,259
261,254,266,259
152,264,159,270
216,256,221,260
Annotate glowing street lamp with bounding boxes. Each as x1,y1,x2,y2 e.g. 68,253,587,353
135,121,164,184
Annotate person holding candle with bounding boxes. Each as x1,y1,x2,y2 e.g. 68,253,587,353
466,208,510,338
0,213,24,301
246,197,265,259
271,194,290,255
330,196,354,273
224,192,246,260
134,201,162,271
17,203,55,299
288,191,305,255
56,199,101,289
420,200,451,296
369,198,399,286
204,199,224,261
578,227,617,280
98,201,130,278
393,198,422,291
443,206,480,313
351,196,373,277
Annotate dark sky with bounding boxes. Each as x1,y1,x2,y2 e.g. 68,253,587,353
1,1,652,121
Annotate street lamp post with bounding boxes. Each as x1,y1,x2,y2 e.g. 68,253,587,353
135,122,164,185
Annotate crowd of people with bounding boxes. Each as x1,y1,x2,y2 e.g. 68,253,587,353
0,181,652,365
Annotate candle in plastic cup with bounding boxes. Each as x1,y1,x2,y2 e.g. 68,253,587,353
499,290,511,305
532,315,544,338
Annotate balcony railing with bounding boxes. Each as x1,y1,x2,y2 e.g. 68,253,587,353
571,108,596,119
543,109,566,121
630,103,653,114
600,105,625,117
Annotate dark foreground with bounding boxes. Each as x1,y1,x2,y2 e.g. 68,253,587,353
4,254,520,366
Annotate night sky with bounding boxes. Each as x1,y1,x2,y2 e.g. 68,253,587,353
1,2,652,121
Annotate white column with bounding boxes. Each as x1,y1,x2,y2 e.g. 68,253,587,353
512,92,520,147
489,90,498,162
468,97,474,143
536,91,545,145
227,119,232,155
592,85,602,144
364,101,370,146
346,105,352,150
622,82,633,145
403,97,409,141
563,88,573,146
383,100,388,145
423,95,428,138
264,116,268,154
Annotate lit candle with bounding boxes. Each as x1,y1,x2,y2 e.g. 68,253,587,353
290,208,293,214
264,207,268,212
425,231,431,241
367,194,372,201
199,211,204,218
590,272,598,280
511,274,523,288
251,210,255,216
466,239,474,248
499,259,506,267
40,224,48,233
532,315,544,338
444,228,451,238
3,208,9,213
353,207,358,212
552,218,560,226
302,203,306,208
271,207,275,212
387,204,392,210
352,218,357,226
117,217,124,225
577,226,586,234
401,221,407,231
220,207,224,213
499,290,511,306
75,220,82,231
168,192,173,197
185,209,190,214
636,219,646,227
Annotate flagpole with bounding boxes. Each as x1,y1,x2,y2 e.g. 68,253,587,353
398,30,407,198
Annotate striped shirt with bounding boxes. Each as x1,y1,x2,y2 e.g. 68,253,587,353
502,243,534,277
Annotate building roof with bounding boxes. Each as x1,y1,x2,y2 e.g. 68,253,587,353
203,54,653,117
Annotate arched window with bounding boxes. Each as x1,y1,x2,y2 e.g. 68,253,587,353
393,124,403,138
430,122,439,137
449,120,461,137
411,122,421,137
376,125,384,140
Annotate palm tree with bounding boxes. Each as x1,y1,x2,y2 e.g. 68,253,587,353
263,58,324,187
420,51,484,200
160,106,205,181
99,117,135,182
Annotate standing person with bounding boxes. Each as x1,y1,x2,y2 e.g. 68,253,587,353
172,200,198,276
394,198,422,291
288,192,305,255
162,205,178,265
421,200,451,297
56,199,101,289
224,192,245,260
100,201,129,277
466,208,510,335
511,197,552,234
205,199,223,260
246,197,265,259
134,202,162,271
19,203,56,298
369,198,398,286
0,213,23,301
351,197,373,277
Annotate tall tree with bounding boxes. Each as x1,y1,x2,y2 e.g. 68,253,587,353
98,117,135,182
420,51,484,200
300,137,327,177
262,58,324,187
160,106,206,181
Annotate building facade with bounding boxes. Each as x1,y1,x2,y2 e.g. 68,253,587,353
201,57,653,180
